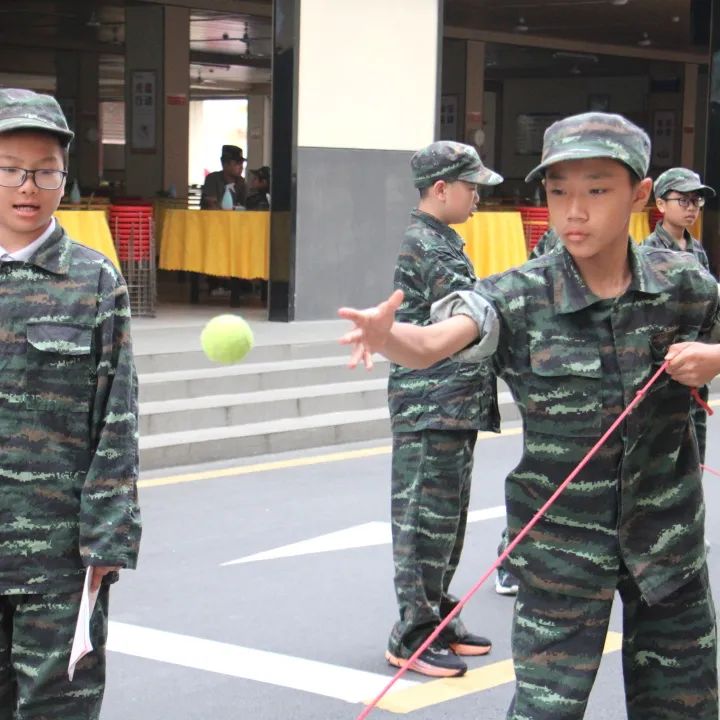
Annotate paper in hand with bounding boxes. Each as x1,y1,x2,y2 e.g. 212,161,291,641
68,567,99,681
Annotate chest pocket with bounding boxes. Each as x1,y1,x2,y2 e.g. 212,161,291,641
26,322,94,411
526,336,602,437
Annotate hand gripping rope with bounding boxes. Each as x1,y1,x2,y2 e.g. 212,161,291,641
355,362,712,720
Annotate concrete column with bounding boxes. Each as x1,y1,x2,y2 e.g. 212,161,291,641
247,94,271,168
704,0,720,275
55,51,100,190
681,63,698,167
269,0,442,320
124,5,189,197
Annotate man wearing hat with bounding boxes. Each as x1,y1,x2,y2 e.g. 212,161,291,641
384,141,502,678
339,113,719,717
644,167,717,466
0,88,141,719
200,144,247,209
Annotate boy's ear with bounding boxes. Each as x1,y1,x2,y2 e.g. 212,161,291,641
632,177,653,211
432,179,447,200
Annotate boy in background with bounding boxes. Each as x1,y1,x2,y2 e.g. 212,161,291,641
644,167,716,464
385,141,502,678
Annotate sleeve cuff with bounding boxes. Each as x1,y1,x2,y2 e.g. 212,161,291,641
430,290,500,362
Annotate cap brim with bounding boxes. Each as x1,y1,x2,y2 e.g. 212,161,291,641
0,117,74,145
666,180,716,198
525,148,643,183
458,168,504,186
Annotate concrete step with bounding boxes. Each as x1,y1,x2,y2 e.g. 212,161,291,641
139,378,389,435
134,339,345,374
138,355,390,402
139,407,393,470
138,387,519,470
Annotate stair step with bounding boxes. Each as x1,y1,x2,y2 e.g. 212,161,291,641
139,407,392,470
139,379,388,435
138,355,390,401
134,339,346,374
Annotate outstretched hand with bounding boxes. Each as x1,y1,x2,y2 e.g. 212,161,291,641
665,341,720,388
338,290,404,369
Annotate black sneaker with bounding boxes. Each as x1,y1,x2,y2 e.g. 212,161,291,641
495,566,519,596
447,631,492,657
385,641,467,678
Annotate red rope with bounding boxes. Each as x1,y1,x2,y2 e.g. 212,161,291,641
355,359,673,720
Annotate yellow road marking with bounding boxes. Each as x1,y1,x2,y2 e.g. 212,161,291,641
374,631,623,714
138,427,523,489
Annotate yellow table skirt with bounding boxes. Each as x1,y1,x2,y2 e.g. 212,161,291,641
452,211,528,277
630,211,651,244
159,209,270,279
54,210,120,268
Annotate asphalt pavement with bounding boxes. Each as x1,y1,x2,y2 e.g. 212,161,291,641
101,408,720,720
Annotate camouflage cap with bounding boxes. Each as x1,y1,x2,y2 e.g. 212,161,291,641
654,167,716,199
411,141,503,189
525,112,650,182
0,88,74,146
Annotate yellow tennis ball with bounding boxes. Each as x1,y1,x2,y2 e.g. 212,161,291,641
200,314,254,364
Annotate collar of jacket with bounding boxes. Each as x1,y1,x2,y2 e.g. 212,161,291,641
411,209,465,251
554,239,673,314
653,220,695,252
23,222,72,276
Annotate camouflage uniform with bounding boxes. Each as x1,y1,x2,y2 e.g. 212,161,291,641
388,142,502,659
529,226,562,259
644,167,716,464
0,89,141,720
430,114,719,718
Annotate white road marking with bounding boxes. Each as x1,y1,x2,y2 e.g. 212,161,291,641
107,621,418,703
222,505,506,566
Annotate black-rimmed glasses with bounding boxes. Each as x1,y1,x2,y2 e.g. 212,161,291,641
0,167,68,190
664,196,705,209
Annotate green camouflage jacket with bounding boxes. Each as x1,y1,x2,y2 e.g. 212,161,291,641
643,220,710,272
432,241,720,603
389,210,499,433
0,224,141,594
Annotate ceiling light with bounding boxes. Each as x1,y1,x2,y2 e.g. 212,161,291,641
514,16,529,32
638,32,652,47
610,0,629,5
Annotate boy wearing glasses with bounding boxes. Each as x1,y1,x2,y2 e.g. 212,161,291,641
645,167,716,270
644,167,717,463
0,88,141,719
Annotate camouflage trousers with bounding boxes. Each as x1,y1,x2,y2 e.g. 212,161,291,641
508,565,718,720
388,429,477,656
0,586,109,720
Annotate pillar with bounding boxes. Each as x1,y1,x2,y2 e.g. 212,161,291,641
124,5,189,198
269,0,443,320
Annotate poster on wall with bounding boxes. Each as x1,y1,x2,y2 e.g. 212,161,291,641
515,113,563,155
652,110,675,168
131,70,156,151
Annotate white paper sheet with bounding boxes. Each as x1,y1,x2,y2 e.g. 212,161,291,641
68,567,99,681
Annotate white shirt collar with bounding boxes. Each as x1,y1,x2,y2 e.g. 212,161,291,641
0,218,56,262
